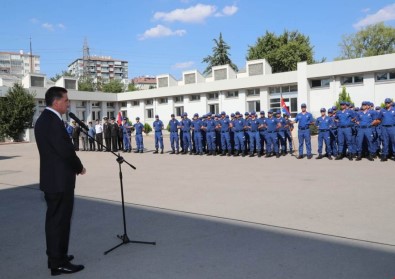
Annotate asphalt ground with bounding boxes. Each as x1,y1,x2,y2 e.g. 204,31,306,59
1,135,395,279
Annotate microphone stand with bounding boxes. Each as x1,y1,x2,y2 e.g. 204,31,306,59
77,125,156,255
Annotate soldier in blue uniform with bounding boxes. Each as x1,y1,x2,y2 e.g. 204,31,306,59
231,111,246,157
168,114,180,154
230,113,236,152
283,114,293,155
153,115,164,154
219,111,232,156
213,114,221,154
354,101,380,161
263,110,280,158
334,101,355,160
257,111,266,156
378,98,395,161
244,112,250,152
328,108,338,157
191,113,203,155
293,103,314,159
275,110,287,156
122,117,132,153
179,112,192,154
133,117,144,153
315,108,333,159
246,112,261,157
202,113,217,155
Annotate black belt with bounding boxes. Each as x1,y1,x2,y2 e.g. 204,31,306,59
221,131,229,133
359,126,372,129
382,124,395,127
319,129,329,132
267,131,276,134
299,127,308,130
170,131,178,133
339,125,352,128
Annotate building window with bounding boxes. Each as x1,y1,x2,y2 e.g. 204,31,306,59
146,109,154,119
77,101,86,108
341,76,364,85
121,102,127,107
107,111,114,118
311,78,330,88
92,102,101,108
226,91,239,98
174,96,184,103
131,100,139,106
207,92,219,100
31,76,44,87
247,88,260,96
247,101,261,112
190,94,200,101
208,104,219,114
269,85,298,94
37,99,45,106
270,97,298,118
107,102,114,108
175,106,184,117
64,79,77,90
159,97,168,104
376,72,395,81
145,99,153,105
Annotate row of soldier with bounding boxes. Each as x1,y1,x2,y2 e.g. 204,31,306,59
68,97,395,161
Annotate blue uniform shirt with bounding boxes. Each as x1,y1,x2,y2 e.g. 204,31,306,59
180,118,192,132
355,111,377,126
257,117,266,131
219,118,231,132
335,109,354,127
315,116,333,130
294,112,314,129
134,122,144,134
153,120,164,132
247,118,259,132
265,117,278,132
203,119,216,132
192,119,203,133
168,119,180,132
379,107,395,125
233,118,246,132
276,117,287,131
122,122,131,134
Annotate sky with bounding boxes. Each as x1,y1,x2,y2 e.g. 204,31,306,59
1,0,395,80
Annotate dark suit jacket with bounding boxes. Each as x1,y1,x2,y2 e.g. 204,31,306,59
34,109,84,193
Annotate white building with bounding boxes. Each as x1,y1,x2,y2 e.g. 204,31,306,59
131,76,157,90
68,56,128,85
1,54,395,128
0,51,40,77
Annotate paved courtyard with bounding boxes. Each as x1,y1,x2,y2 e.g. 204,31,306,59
1,135,395,279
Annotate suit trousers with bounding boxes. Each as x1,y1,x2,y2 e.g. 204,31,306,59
44,190,74,268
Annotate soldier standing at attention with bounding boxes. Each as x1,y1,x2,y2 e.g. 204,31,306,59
232,111,246,157
293,103,314,159
103,117,111,152
191,113,204,155
257,111,266,156
153,115,164,154
283,114,293,155
315,108,333,160
168,114,180,154
180,113,192,154
122,117,132,153
202,113,217,156
110,117,119,152
246,112,261,157
263,110,280,158
133,117,144,153
378,98,395,161
219,111,232,156
334,101,356,160
275,110,287,156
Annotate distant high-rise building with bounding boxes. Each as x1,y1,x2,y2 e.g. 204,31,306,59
68,56,129,85
0,51,40,77
131,76,157,90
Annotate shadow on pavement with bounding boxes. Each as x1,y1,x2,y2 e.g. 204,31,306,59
1,184,395,279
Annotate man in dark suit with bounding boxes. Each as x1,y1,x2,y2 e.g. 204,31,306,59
34,86,86,276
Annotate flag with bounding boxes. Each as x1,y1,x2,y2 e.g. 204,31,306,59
280,95,290,116
116,111,122,125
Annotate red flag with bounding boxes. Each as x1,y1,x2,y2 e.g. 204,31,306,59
117,112,122,125
280,95,290,116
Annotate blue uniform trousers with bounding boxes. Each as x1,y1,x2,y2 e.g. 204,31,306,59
317,130,332,155
277,130,286,152
259,131,266,152
248,131,261,153
337,127,355,155
182,131,192,152
221,132,231,151
284,130,293,152
234,131,245,151
194,132,203,153
135,134,144,151
381,126,395,156
330,129,338,156
154,132,164,150
356,127,374,155
266,131,278,154
206,132,216,151
170,132,179,151
298,129,312,156
123,134,131,151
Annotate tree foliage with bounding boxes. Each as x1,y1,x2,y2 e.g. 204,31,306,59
0,83,36,141
50,70,75,82
202,32,238,75
102,79,124,93
334,86,353,110
78,76,96,92
338,23,395,60
144,123,152,135
127,81,139,91
246,30,322,73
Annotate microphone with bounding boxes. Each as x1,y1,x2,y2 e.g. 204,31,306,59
69,112,89,131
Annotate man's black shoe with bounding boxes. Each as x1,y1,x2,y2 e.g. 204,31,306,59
170,151,175,154
48,255,74,269
381,155,388,162
307,155,313,159
51,262,84,276
153,149,158,154
160,150,164,154
316,154,324,159
297,155,303,159
335,155,343,160
348,154,353,161
356,156,362,161
328,155,333,160
276,153,280,158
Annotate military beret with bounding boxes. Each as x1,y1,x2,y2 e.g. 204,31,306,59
320,108,326,112
171,114,175,117
221,111,226,115
244,112,249,116
260,111,265,115
136,117,140,120
231,113,235,117
385,98,392,103
235,111,240,115
301,103,307,108
194,113,199,117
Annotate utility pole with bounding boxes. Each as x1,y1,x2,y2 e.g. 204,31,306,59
83,37,90,78
29,37,34,74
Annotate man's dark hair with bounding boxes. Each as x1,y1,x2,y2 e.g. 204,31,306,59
45,86,68,107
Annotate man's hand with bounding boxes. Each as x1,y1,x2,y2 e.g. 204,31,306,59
80,167,86,175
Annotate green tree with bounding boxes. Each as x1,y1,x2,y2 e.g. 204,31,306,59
50,71,75,82
78,76,96,92
202,32,238,75
127,81,139,91
334,86,353,110
0,83,36,141
338,23,395,59
247,30,324,73
143,123,152,135
102,79,124,93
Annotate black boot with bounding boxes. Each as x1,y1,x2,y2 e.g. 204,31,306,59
234,151,239,157
348,154,353,161
335,155,343,160
220,151,226,156
213,151,217,156
356,155,362,161
258,152,262,158
381,155,388,162
170,150,175,154
297,155,303,159
160,149,164,154
367,154,374,161
316,154,324,159
153,149,158,154
327,155,333,160
249,152,254,157
276,153,280,158
242,151,246,157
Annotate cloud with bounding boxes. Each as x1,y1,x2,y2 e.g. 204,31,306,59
153,4,217,23
42,23,54,31
172,61,195,69
215,5,238,17
138,25,186,40
354,3,395,29
58,23,66,29
30,18,39,24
